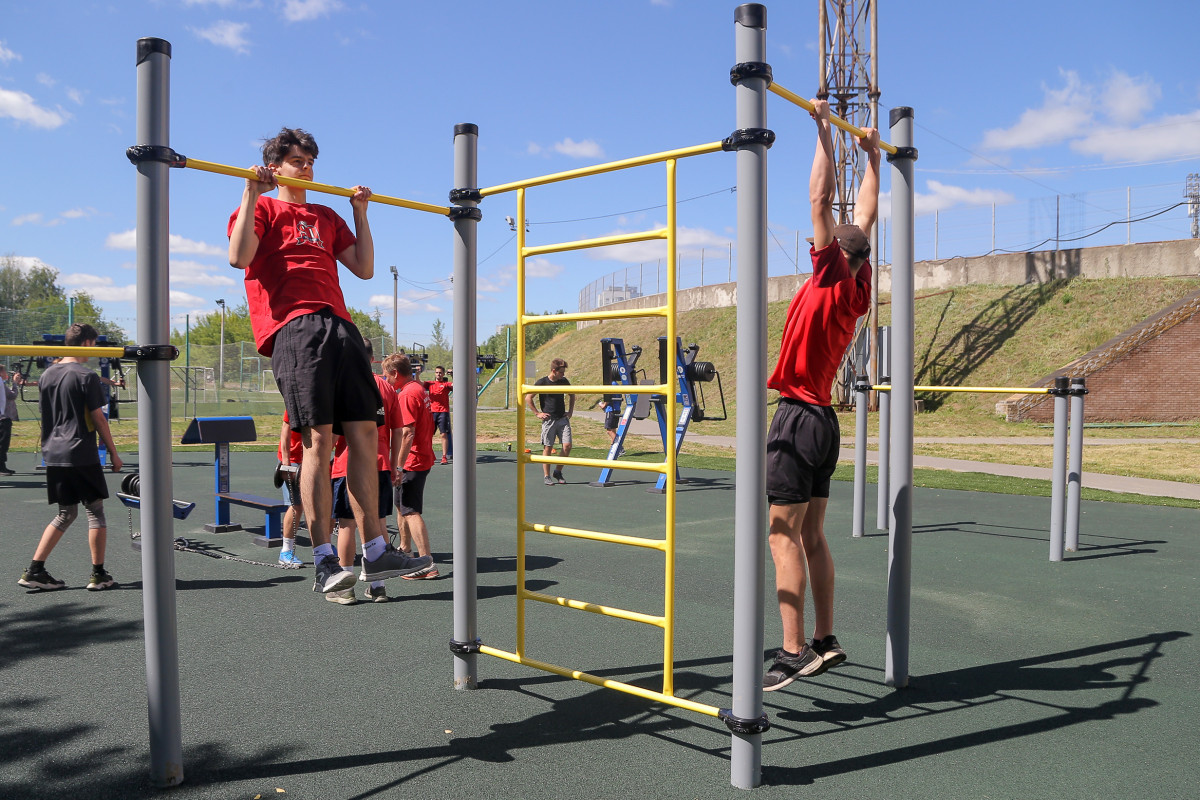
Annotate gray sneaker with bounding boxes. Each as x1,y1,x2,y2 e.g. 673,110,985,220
312,554,357,594
544,475,555,486
362,545,433,581
325,587,358,605
762,645,826,691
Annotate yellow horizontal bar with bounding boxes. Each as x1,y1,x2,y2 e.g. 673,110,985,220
523,522,668,550
184,158,452,216
0,344,127,359
522,228,668,258
479,646,720,718
526,453,668,474
872,385,1050,395
521,306,668,325
520,382,669,396
768,83,898,155
522,589,665,627
479,141,726,197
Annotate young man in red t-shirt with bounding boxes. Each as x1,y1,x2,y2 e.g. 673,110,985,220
762,99,880,692
228,127,429,597
423,365,453,464
383,353,439,579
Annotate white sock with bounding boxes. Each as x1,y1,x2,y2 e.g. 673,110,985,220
281,537,295,554
362,535,387,562
313,543,335,561
371,580,384,590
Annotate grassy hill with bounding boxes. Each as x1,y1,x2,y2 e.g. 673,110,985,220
480,275,1200,440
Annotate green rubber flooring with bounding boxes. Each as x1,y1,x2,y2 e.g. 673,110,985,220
0,449,1196,799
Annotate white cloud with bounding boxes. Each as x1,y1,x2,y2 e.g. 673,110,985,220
36,73,55,88
1072,110,1200,162
60,207,98,220
0,87,71,129
282,0,343,22
876,181,1015,220
5,256,55,274
586,224,731,263
525,257,562,279
105,229,225,257
170,260,238,287
11,213,44,226
66,88,84,105
191,21,251,54
553,138,604,159
1100,71,1159,125
366,289,442,314
980,70,1093,152
527,142,543,156
0,42,20,63
60,272,206,306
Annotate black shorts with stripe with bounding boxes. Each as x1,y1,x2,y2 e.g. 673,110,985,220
765,397,841,505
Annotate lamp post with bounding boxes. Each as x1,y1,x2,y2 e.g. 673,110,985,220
215,298,226,399
389,265,399,352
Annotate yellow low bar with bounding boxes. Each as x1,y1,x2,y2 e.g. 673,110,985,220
873,384,1050,395
526,453,667,474
519,382,670,396
479,646,721,718
522,228,668,258
523,522,668,551
521,589,665,627
480,141,726,197
768,83,899,155
0,344,128,359
521,306,668,325
185,158,452,216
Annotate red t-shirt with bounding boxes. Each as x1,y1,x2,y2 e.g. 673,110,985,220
399,378,435,472
330,374,402,477
228,195,357,356
424,379,453,413
278,409,303,465
767,241,872,406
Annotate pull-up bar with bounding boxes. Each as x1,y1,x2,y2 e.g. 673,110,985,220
0,344,178,361
125,147,452,216
768,82,898,155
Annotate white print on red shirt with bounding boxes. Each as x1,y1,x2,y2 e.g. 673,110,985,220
294,220,325,249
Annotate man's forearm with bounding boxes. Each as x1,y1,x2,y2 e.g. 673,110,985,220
352,207,374,279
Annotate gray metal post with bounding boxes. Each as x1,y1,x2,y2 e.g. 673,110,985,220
852,375,870,537
451,123,480,688
1065,377,1086,552
886,108,916,689
730,3,768,789
876,378,890,532
133,37,184,788
1049,376,1069,562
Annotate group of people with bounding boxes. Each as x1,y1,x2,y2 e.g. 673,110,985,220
16,104,881,697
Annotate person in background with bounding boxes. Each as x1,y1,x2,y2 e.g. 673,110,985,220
276,410,305,567
423,365,453,465
0,363,17,476
527,358,573,486
383,353,440,580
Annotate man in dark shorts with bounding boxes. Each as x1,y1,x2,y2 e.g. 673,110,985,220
18,323,123,592
762,98,880,692
384,353,439,579
228,127,430,598
527,358,573,485
598,393,623,457
424,365,453,464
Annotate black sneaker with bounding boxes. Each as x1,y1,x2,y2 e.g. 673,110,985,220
87,570,117,591
811,634,847,670
18,567,66,591
762,645,825,691
362,545,433,581
0,467,15,476
312,554,357,594
552,469,566,484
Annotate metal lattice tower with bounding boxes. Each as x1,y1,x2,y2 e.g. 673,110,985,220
818,0,879,225
1187,173,1199,239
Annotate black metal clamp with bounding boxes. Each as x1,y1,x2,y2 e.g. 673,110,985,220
449,638,482,655
448,206,482,222
722,128,776,152
718,708,771,735
125,145,186,168
123,344,179,361
729,61,773,86
885,146,918,163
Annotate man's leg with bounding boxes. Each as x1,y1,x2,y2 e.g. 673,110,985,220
0,417,12,469
541,445,553,478
335,519,358,571
299,425,335,548
32,519,68,563
404,512,432,557
768,502,809,654
342,420,381,548
799,497,835,640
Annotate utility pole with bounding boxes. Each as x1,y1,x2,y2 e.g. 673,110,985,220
390,265,399,351
1187,174,1199,239
215,298,225,401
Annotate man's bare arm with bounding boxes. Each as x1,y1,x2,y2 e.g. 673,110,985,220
809,98,836,250
853,128,882,240
337,186,374,280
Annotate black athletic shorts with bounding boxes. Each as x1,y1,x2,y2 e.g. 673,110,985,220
765,397,841,505
46,464,109,506
432,411,452,434
395,468,429,516
271,310,382,436
331,472,394,521
604,409,620,430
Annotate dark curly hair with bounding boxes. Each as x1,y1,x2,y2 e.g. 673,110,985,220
261,127,318,167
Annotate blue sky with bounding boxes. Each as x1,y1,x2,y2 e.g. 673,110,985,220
3,0,1199,347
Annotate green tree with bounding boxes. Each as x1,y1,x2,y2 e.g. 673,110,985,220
427,318,452,370
0,254,128,343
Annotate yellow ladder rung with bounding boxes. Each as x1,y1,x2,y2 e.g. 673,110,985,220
478,646,720,717
521,306,668,325
519,382,670,395
521,589,665,627
522,228,668,258
522,521,668,550
525,453,667,474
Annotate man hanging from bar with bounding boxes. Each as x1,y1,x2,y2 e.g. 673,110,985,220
228,127,432,598
762,99,880,691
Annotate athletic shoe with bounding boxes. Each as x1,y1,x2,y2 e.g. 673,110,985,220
0,467,15,476
278,550,304,568
544,476,555,486
762,645,825,691
365,585,389,603
87,570,117,591
361,545,433,581
325,588,358,605
401,563,440,581
312,555,357,594
440,457,448,465
811,634,847,670
18,567,66,591
552,470,566,484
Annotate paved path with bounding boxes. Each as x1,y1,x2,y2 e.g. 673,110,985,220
574,411,1200,501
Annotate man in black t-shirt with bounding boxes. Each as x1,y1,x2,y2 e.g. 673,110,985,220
18,324,123,593
526,358,574,485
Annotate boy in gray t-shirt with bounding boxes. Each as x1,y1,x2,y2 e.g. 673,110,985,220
18,324,123,592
